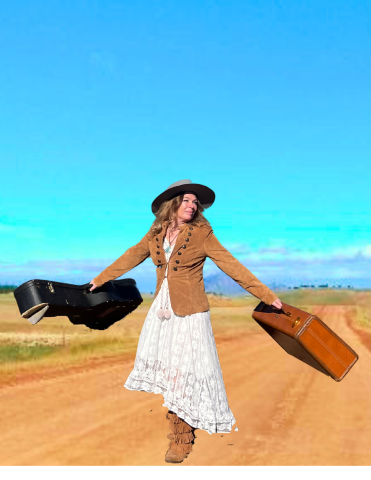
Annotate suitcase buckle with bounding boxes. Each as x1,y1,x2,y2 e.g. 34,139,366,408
48,282,55,293
292,318,301,328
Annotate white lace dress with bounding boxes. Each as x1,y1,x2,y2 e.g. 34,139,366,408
124,237,236,434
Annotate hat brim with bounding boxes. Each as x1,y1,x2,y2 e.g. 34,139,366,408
151,183,215,214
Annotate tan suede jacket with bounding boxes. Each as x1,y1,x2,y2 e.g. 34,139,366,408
92,222,278,316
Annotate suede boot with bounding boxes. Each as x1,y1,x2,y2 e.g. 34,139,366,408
165,411,196,463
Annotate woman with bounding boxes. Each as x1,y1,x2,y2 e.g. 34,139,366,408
90,179,282,464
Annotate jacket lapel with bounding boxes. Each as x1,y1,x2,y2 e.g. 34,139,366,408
169,224,188,260
151,223,167,265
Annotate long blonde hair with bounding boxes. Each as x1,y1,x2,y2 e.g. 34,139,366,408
148,193,211,240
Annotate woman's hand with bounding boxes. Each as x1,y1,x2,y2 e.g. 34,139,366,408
89,280,98,292
271,298,283,309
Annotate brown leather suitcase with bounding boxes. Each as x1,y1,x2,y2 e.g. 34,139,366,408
252,301,358,381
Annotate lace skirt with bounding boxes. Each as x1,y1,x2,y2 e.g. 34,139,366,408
124,278,236,434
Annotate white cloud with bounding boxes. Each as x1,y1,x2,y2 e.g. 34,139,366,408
225,241,371,263
2,243,371,289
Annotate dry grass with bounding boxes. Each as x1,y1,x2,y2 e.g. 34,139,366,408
0,289,370,379
353,305,371,330
0,332,76,346
0,292,154,378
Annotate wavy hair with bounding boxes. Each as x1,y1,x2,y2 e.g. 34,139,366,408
148,193,211,240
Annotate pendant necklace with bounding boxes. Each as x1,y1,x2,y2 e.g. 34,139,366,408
164,228,179,253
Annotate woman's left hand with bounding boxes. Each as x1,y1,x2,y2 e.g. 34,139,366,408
89,280,98,292
271,298,283,309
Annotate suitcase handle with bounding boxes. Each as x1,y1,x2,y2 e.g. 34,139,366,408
272,304,292,317
272,306,301,327
86,283,96,294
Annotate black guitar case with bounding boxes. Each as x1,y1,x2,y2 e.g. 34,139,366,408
13,278,143,330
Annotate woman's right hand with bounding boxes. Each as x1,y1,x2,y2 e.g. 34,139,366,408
271,297,283,310
89,280,98,292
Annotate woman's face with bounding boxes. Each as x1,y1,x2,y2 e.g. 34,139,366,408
177,193,198,223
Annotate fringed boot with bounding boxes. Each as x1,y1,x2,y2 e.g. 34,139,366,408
165,411,196,464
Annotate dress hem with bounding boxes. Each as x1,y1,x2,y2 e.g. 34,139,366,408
123,383,236,435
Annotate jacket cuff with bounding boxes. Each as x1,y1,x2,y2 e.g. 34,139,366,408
92,275,105,288
260,290,278,305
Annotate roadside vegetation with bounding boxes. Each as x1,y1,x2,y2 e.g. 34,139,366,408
0,285,17,294
0,290,370,381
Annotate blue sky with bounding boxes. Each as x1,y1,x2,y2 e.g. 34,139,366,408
0,0,370,291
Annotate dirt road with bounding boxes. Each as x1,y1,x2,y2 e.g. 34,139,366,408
0,306,369,466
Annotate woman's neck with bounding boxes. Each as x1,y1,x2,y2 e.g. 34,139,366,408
169,218,187,230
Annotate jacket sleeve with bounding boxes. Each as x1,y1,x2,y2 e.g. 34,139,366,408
204,230,278,305
92,231,150,287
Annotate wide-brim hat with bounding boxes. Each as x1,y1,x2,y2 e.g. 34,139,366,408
151,179,216,214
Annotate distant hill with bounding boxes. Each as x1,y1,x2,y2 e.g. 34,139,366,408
204,272,288,295
203,271,364,295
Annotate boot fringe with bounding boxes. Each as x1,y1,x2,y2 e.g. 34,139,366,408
166,411,183,424
167,431,195,444
168,441,193,455
170,421,194,434
165,410,196,462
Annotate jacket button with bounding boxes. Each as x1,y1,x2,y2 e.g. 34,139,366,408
185,238,189,242
188,233,191,236
157,246,160,248
159,265,163,268
182,245,186,249
156,238,159,241
173,267,178,271
157,251,160,255
158,259,161,262
189,227,193,230
176,260,180,264
178,251,182,255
